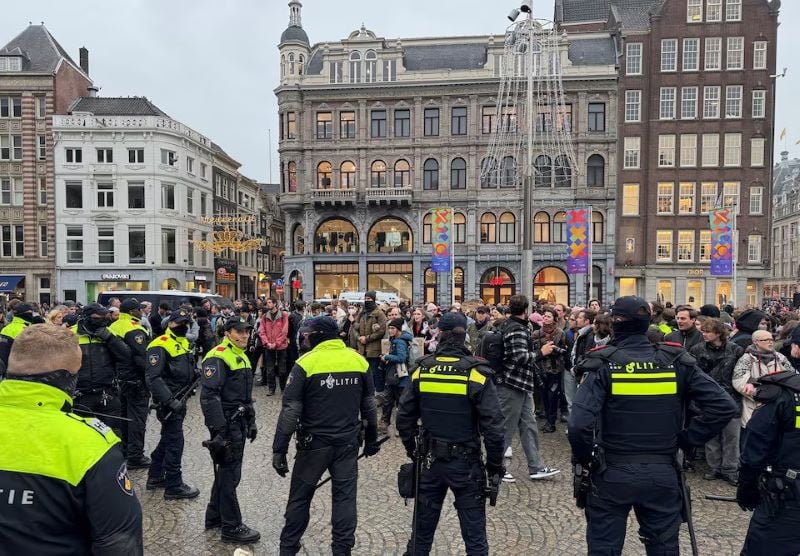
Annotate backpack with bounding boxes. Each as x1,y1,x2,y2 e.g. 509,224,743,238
477,324,506,373
407,336,423,369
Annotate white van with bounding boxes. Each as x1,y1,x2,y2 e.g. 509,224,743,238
338,291,400,305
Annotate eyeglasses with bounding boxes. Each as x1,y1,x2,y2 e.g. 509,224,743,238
756,339,774,343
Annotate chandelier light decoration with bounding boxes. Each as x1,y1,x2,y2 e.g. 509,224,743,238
197,215,263,253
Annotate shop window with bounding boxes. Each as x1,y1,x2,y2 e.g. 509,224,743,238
315,219,357,254
314,263,359,299
534,212,550,243
480,267,516,305
533,266,569,305
367,262,413,300
480,213,496,243
368,218,412,253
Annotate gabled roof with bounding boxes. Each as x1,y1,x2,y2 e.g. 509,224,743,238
70,96,169,117
568,37,617,65
0,24,86,76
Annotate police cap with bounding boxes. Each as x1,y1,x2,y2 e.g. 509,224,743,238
225,316,253,332
82,303,110,318
119,298,140,313
168,308,192,324
609,296,651,321
299,316,340,343
438,312,467,331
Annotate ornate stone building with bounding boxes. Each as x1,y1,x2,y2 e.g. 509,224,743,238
766,150,800,301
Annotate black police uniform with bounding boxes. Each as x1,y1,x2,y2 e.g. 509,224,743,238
200,317,259,543
272,317,379,556
396,312,505,556
568,296,737,555
738,370,800,556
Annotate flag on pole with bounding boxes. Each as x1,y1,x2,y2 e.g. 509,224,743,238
431,208,453,273
709,208,734,276
780,128,787,140
566,208,591,274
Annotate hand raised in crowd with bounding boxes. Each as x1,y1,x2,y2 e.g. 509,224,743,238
540,341,555,356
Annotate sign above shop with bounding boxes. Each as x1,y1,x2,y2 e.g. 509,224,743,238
101,273,131,280
201,215,256,225
687,269,705,276
194,275,207,281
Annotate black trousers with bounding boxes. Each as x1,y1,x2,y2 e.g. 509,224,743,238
541,371,562,427
206,426,246,532
265,349,288,391
120,382,150,460
280,442,359,556
148,408,186,489
585,463,682,555
742,499,800,556
75,389,122,438
406,455,488,556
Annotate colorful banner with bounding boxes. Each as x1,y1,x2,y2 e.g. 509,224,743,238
709,208,734,276
431,207,453,273
566,208,590,274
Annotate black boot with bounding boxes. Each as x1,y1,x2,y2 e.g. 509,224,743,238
221,524,261,544
164,483,200,500
127,456,151,470
145,475,166,490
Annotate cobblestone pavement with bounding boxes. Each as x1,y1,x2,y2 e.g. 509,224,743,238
136,385,750,555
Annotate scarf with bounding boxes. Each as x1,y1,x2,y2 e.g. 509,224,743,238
541,322,558,342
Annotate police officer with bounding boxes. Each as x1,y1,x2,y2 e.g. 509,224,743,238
0,324,142,553
200,316,260,544
272,316,380,556
737,367,800,555
109,298,152,470
396,312,505,556
0,302,44,377
72,303,131,432
145,307,199,500
568,296,737,555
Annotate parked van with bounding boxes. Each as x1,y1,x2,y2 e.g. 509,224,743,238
337,291,400,305
96,290,231,310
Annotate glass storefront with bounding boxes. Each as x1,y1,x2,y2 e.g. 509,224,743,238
590,266,603,303
746,280,757,307
86,281,150,304
715,280,732,306
424,267,437,304
368,218,412,253
657,280,674,305
533,266,569,306
367,262,413,300
454,267,464,303
619,277,638,297
686,279,704,307
480,268,516,305
315,219,358,254
315,263,359,299
289,270,303,301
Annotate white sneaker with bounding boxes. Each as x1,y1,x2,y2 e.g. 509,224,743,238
502,472,516,483
504,446,512,458
530,467,561,480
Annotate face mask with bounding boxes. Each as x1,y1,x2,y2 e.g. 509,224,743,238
14,369,79,398
172,324,189,337
611,318,649,340
364,301,377,313
84,317,111,332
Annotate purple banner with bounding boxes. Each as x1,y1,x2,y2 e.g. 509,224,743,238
566,208,590,274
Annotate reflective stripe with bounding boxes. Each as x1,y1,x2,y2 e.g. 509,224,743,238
419,381,467,396
420,373,468,382
411,369,420,381
469,369,486,385
611,382,677,396
611,372,677,380
795,406,800,429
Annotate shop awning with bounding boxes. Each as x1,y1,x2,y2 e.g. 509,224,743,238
0,275,24,293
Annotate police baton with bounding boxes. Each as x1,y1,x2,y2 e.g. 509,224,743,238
73,405,133,423
150,375,202,420
705,494,737,502
314,436,391,491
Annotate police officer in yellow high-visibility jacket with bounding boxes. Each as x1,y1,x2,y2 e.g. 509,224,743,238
0,324,142,554
0,302,43,378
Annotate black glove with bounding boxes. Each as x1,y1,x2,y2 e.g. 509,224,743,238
272,452,289,477
364,441,381,457
736,479,760,511
203,433,229,464
402,438,416,461
166,398,184,414
95,327,112,341
677,430,694,455
486,461,505,479
247,422,258,443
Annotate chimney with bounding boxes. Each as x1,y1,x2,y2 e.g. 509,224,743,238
781,150,790,163
79,47,89,75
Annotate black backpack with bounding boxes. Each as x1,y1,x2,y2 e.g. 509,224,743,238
477,323,506,373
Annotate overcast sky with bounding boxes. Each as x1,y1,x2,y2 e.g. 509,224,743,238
2,0,797,181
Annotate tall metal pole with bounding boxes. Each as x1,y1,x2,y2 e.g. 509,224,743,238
521,12,535,302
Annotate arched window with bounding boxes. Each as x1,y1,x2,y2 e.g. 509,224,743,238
281,54,286,77
292,224,305,255
423,158,439,190
501,156,516,187
480,157,498,188
365,50,377,83
423,213,432,244
555,155,572,188
587,154,605,187
534,212,550,243
533,266,570,306
592,211,604,244
480,267,516,305
289,53,295,75
340,161,356,189
424,267,438,304
317,161,332,189
499,212,516,243
534,155,552,187
454,266,464,302
298,54,305,75
394,159,410,188
453,212,466,244
450,157,466,190
349,51,361,83
370,160,387,188
287,161,297,192
368,217,413,253
480,213,496,243
553,211,567,243
315,218,358,254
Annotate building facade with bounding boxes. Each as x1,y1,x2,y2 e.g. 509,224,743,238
276,1,619,306
53,97,215,303
257,183,286,299
0,25,92,305
211,144,241,299
766,150,800,300
236,174,259,299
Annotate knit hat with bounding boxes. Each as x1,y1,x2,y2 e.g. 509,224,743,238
119,298,140,313
438,312,467,331
388,318,405,331
529,312,544,326
699,304,721,318
364,290,377,301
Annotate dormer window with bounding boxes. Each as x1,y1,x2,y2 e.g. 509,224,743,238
0,57,22,72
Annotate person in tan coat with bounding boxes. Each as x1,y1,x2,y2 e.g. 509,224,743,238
356,291,387,402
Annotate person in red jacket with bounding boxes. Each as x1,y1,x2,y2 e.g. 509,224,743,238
258,297,289,396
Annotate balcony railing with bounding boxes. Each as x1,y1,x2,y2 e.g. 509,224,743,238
310,188,356,203
53,115,211,147
365,186,413,204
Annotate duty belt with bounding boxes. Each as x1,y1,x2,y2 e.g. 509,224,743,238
604,452,674,465
428,438,479,460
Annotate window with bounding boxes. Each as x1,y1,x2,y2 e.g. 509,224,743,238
187,230,195,266
623,137,640,169
286,112,297,139
661,39,678,71
657,230,673,262
37,135,46,160
317,161,332,188
726,0,742,21
480,213,496,243
38,177,47,205
128,182,145,209
725,85,743,118
364,50,377,83
370,160,387,188
481,157,498,188
451,106,468,135
66,226,83,263
681,87,698,119
329,60,343,83
0,177,22,206
35,96,46,118
750,186,763,214
423,214,432,244
747,235,762,263
450,158,466,189
622,184,640,216
39,225,48,257
587,155,605,187
626,43,643,75
700,230,712,262
97,182,114,208
679,182,695,214
500,106,517,132
499,212,516,243
678,231,695,262
482,106,496,134
705,38,722,70
501,156,516,187
340,111,356,139
592,212,605,244
588,103,605,131
0,225,23,258
625,238,636,254
751,137,766,167
553,212,567,243
394,109,410,138
702,134,720,166
625,90,641,122
161,149,177,167
186,157,194,175
65,148,82,163
128,148,144,163
683,38,699,71
341,161,356,188
129,227,146,263
424,108,439,136
660,87,676,119
752,90,766,119
98,227,114,264
423,159,439,190
453,213,466,243
707,0,722,21
534,212,550,243
753,41,768,70
315,112,332,139
727,37,744,70
349,51,361,83
723,181,740,213
554,155,572,188
370,110,386,138
394,160,410,188
0,57,22,72
701,182,718,213
724,133,742,167
161,182,175,209
96,148,113,163
658,183,674,214
65,181,82,208
161,227,176,264
659,135,676,167
534,155,552,187
0,96,21,118
186,188,194,214
383,59,396,82
200,192,207,216
680,134,697,167
687,0,702,22
703,86,721,118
